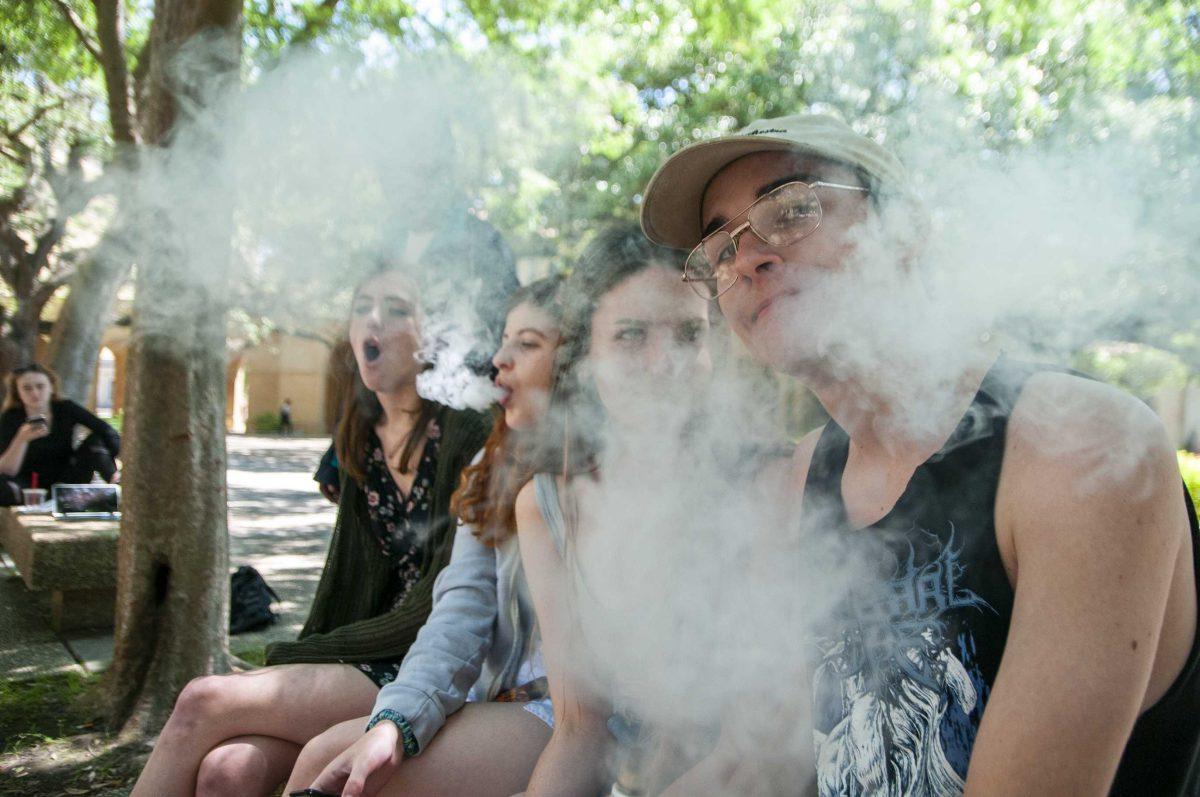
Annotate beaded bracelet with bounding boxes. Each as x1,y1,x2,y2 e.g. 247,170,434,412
365,709,419,758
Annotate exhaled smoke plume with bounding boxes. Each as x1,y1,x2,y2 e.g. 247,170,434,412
125,29,1197,790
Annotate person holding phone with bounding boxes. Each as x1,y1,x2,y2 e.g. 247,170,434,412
0,363,120,505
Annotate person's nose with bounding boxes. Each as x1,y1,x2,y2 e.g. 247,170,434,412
644,332,684,378
492,344,513,372
729,225,785,283
364,302,384,330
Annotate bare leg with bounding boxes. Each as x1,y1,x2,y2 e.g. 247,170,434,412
286,703,552,797
131,663,378,797
195,735,301,797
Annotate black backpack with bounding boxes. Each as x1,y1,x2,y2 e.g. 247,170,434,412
229,565,280,635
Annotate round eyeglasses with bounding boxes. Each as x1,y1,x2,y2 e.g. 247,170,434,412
681,179,870,300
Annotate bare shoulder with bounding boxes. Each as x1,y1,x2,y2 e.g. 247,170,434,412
514,478,545,533
1006,370,1173,487
1001,369,1185,560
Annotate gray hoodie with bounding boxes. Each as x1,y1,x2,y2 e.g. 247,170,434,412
368,510,542,753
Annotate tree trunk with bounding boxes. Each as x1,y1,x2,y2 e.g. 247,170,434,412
103,0,242,738
43,0,138,403
46,235,133,402
7,299,41,366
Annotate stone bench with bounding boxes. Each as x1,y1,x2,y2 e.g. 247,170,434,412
0,508,118,633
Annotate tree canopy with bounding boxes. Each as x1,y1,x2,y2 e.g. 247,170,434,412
2,0,1197,368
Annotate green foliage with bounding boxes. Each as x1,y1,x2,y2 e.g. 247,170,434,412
457,0,1200,268
1072,342,1190,400
251,410,283,433
0,2,110,191
1179,451,1200,516
231,645,268,666
4,0,1198,368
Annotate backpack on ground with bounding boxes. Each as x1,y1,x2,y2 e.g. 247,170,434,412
229,565,280,635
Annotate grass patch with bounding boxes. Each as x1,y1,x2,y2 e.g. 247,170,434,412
231,644,267,667
0,670,99,754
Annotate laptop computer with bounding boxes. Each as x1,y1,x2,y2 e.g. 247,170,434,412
52,483,121,520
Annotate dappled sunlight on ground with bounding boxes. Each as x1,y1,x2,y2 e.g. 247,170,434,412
224,435,336,649
0,435,341,794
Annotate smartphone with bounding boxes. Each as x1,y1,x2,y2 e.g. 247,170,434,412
288,790,339,797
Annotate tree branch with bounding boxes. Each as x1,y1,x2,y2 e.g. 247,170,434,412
90,0,138,146
33,269,74,311
50,0,104,63
0,146,28,166
32,219,68,273
3,99,68,142
0,245,19,290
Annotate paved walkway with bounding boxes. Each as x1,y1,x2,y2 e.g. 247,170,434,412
0,435,336,680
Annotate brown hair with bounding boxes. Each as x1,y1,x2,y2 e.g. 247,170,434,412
451,276,562,545
525,222,686,479
3,363,61,412
333,265,439,486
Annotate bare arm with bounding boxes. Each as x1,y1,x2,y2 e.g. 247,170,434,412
965,373,1194,795
515,480,611,797
0,420,45,477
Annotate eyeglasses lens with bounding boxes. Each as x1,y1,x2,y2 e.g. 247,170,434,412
752,183,822,245
683,181,825,300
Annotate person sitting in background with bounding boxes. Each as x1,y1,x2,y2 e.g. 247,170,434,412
0,362,119,504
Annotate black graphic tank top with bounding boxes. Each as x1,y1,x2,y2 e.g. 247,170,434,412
801,357,1200,796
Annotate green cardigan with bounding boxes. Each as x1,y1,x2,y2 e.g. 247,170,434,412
265,405,490,666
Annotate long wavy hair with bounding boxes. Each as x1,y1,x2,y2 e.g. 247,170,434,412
3,363,61,413
525,222,687,480
451,276,563,545
334,264,439,486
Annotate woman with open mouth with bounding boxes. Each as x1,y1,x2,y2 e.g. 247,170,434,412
287,276,566,796
131,263,491,797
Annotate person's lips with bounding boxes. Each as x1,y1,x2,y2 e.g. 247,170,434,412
363,337,382,363
751,290,795,326
495,380,513,408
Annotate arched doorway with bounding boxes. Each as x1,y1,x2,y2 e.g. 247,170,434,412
96,347,116,417
231,364,248,433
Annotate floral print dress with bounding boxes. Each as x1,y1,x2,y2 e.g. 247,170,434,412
356,420,441,688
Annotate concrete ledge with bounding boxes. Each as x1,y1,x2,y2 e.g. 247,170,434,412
0,509,118,632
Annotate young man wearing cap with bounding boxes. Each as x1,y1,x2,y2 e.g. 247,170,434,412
641,114,1200,795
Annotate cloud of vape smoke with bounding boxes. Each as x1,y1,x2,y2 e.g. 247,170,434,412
124,26,1197,791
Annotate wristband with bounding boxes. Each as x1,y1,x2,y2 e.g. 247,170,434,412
365,709,419,758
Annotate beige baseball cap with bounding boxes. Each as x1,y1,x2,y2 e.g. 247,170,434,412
640,113,908,249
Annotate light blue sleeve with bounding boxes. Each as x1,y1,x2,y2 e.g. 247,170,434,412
368,515,498,753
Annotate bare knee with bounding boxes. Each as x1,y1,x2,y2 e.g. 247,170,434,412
165,674,238,734
196,744,263,797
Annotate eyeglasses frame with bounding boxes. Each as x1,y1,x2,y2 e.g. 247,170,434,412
681,179,871,300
